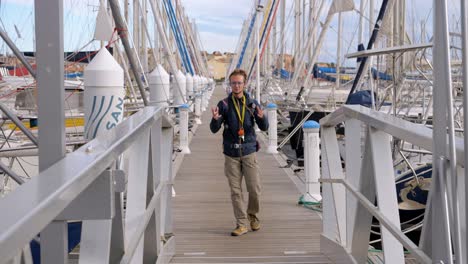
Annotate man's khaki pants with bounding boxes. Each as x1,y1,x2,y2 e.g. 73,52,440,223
224,153,261,227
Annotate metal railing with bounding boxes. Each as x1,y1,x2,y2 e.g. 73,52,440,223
0,106,175,264
319,105,464,264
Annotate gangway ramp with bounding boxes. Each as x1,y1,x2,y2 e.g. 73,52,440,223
171,86,330,263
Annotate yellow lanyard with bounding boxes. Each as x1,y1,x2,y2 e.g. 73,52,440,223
232,94,246,127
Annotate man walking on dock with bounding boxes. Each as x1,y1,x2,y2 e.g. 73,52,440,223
210,69,269,236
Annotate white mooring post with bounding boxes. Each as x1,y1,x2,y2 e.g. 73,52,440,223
194,75,202,124
186,73,193,101
149,64,170,107
194,95,202,124
203,77,209,111
179,104,191,154
266,103,278,154
201,77,207,112
209,78,215,96
302,120,322,202
82,47,124,263
84,48,124,140
174,70,186,106
186,75,197,113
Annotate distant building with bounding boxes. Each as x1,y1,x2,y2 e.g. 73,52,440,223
207,52,233,81
205,51,293,81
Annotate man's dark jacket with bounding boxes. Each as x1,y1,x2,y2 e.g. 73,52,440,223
210,92,269,157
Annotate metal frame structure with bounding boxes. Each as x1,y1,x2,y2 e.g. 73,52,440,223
0,0,216,262
0,106,175,263
319,105,464,263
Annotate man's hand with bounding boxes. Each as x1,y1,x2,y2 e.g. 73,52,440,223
254,104,264,118
212,106,221,120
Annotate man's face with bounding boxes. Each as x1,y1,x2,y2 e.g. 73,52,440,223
230,75,245,97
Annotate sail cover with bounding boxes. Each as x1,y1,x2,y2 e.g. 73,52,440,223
328,0,355,15
94,4,114,42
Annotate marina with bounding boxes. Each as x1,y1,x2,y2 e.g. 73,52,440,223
0,0,466,263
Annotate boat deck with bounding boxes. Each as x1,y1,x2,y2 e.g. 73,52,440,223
170,87,330,263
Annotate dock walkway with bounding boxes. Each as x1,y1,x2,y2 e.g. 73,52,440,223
171,86,330,263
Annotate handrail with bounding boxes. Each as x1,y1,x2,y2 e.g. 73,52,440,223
0,106,163,261
321,178,431,263
320,105,465,166
319,105,465,263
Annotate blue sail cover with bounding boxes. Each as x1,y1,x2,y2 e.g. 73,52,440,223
273,68,292,79
371,67,392,80
347,90,378,107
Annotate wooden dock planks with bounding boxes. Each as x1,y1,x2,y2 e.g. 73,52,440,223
171,85,329,263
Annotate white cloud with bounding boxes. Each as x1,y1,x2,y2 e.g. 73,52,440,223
1,0,32,4
180,0,254,52
181,0,252,18
198,31,239,53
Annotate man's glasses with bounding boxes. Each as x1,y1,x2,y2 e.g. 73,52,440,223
230,81,244,86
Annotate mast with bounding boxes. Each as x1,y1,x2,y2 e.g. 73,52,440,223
461,0,468,261
272,12,277,74
302,0,306,53
294,0,300,71
400,0,406,74
334,11,342,108
308,0,314,62
393,0,400,84
369,0,375,108
147,0,187,103
109,0,149,105
141,0,148,73
358,0,365,47
153,0,160,62
100,0,106,48
256,2,262,103
279,0,285,71
133,0,140,58
289,0,325,93
0,30,36,78
344,0,392,104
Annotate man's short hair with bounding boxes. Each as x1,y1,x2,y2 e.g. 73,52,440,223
229,69,247,82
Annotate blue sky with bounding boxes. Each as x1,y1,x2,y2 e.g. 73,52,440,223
0,0,462,65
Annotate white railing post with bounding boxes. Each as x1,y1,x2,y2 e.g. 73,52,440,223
124,130,151,263
159,119,176,261
302,120,322,202
266,103,278,154
179,104,191,154
368,127,404,263
320,126,347,248
345,119,362,253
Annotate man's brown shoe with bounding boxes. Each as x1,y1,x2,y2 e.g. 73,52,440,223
231,225,248,236
250,217,261,231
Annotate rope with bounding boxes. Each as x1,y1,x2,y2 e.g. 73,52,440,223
297,194,322,212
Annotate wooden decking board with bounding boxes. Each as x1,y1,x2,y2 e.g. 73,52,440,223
171,85,328,263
